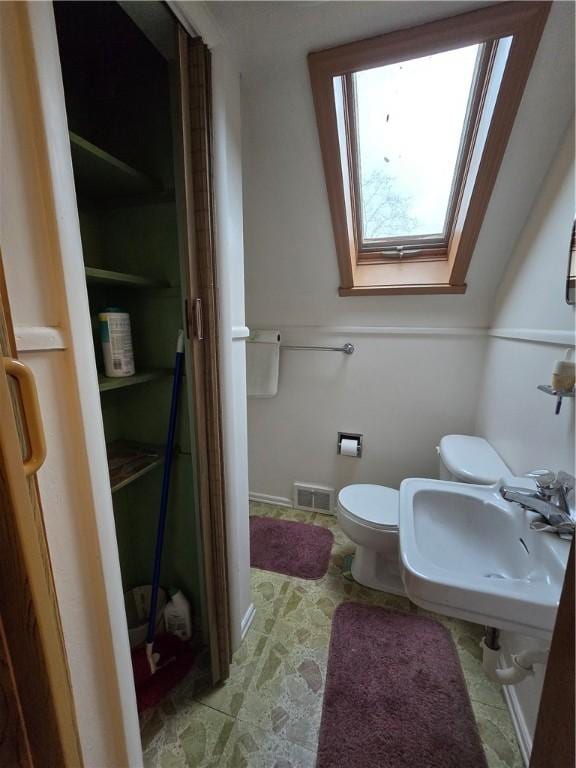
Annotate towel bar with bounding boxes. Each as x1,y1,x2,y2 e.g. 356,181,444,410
281,343,354,355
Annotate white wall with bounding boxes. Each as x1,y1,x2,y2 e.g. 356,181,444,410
249,330,486,502
214,1,575,329
475,121,575,762
211,46,253,647
210,1,575,502
477,122,575,475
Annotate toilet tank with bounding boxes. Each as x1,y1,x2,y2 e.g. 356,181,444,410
438,435,510,484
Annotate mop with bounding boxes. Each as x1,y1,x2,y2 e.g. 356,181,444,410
131,331,195,712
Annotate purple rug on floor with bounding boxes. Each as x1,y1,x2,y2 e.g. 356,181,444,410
249,516,333,579
317,602,487,768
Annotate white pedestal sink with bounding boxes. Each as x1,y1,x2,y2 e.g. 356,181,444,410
399,478,570,639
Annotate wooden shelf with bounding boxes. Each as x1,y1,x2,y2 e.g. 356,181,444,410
85,266,169,289
98,369,170,392
69,132,162,200
107,440,163,493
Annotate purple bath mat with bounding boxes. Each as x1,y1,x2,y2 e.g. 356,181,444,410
317,602,487,768
249,516,333,579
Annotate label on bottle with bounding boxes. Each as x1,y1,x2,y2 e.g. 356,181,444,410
99,311,135,378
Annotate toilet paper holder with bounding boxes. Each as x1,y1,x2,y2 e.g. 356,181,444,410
338,432,363,458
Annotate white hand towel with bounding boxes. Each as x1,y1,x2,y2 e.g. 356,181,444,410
247,330,281,398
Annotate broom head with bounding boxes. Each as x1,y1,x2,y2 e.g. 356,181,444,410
131,633,195,712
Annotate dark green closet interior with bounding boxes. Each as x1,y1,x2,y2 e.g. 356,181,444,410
54,1,203,633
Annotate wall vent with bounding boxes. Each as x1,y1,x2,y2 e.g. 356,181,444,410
293,483,335,515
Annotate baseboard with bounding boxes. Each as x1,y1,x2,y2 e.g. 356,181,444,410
240,603,256,642
501,671,532,767
249,492,293,508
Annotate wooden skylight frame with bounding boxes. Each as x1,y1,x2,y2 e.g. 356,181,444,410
345,41,495,261
308,2,551,296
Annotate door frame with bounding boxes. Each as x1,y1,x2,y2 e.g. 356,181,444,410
168,0,254,656
530,539,574,768
0,253,83,767
4,3,144,763
175,28,231,682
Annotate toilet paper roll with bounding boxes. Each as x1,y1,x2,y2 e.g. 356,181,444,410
340,438,359,457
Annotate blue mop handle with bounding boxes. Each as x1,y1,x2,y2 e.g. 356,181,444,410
146,331,185,647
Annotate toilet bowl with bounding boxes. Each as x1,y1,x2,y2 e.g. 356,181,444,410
338,485,402,594
337,435,510,594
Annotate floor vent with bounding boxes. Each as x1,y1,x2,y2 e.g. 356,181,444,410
293,483,335,515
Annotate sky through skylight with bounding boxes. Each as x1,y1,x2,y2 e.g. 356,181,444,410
355,44,480,241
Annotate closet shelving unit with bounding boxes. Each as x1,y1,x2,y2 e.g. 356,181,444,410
70,132,175,205
70,128,172,493
55,0,203,651
85,266,169,289
108,441,164,493
97,369,170,393
70,132,159,198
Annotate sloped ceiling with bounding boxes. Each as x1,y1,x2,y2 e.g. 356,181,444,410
207,1,575,328
209,1,493,72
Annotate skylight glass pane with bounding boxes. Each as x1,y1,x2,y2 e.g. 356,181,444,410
355,44,480,242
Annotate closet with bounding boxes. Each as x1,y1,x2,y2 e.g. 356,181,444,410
53,0,230,688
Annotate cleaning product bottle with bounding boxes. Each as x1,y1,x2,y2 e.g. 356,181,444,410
164,588,192,641
99,308,135,378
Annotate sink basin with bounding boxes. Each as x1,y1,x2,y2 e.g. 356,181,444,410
399,478,570,638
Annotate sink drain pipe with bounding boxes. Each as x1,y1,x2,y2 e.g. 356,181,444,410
481,628,548,686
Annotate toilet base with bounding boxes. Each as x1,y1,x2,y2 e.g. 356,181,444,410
351,545,405,595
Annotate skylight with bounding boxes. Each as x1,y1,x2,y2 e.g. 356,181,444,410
354,44,481,243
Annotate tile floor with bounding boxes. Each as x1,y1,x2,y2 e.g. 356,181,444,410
142,502,524,768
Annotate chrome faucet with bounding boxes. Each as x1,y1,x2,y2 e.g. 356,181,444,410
500,470,575,538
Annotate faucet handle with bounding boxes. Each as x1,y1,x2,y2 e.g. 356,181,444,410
556,472,576,518
525,469,557,489
556,471,576,491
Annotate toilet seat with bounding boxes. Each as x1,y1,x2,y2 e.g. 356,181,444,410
338,484,399,530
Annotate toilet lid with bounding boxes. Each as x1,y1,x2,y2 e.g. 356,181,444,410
439,435,510,484
338,484,399,528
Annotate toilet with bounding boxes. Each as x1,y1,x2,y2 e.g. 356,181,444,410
337,435,510,594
